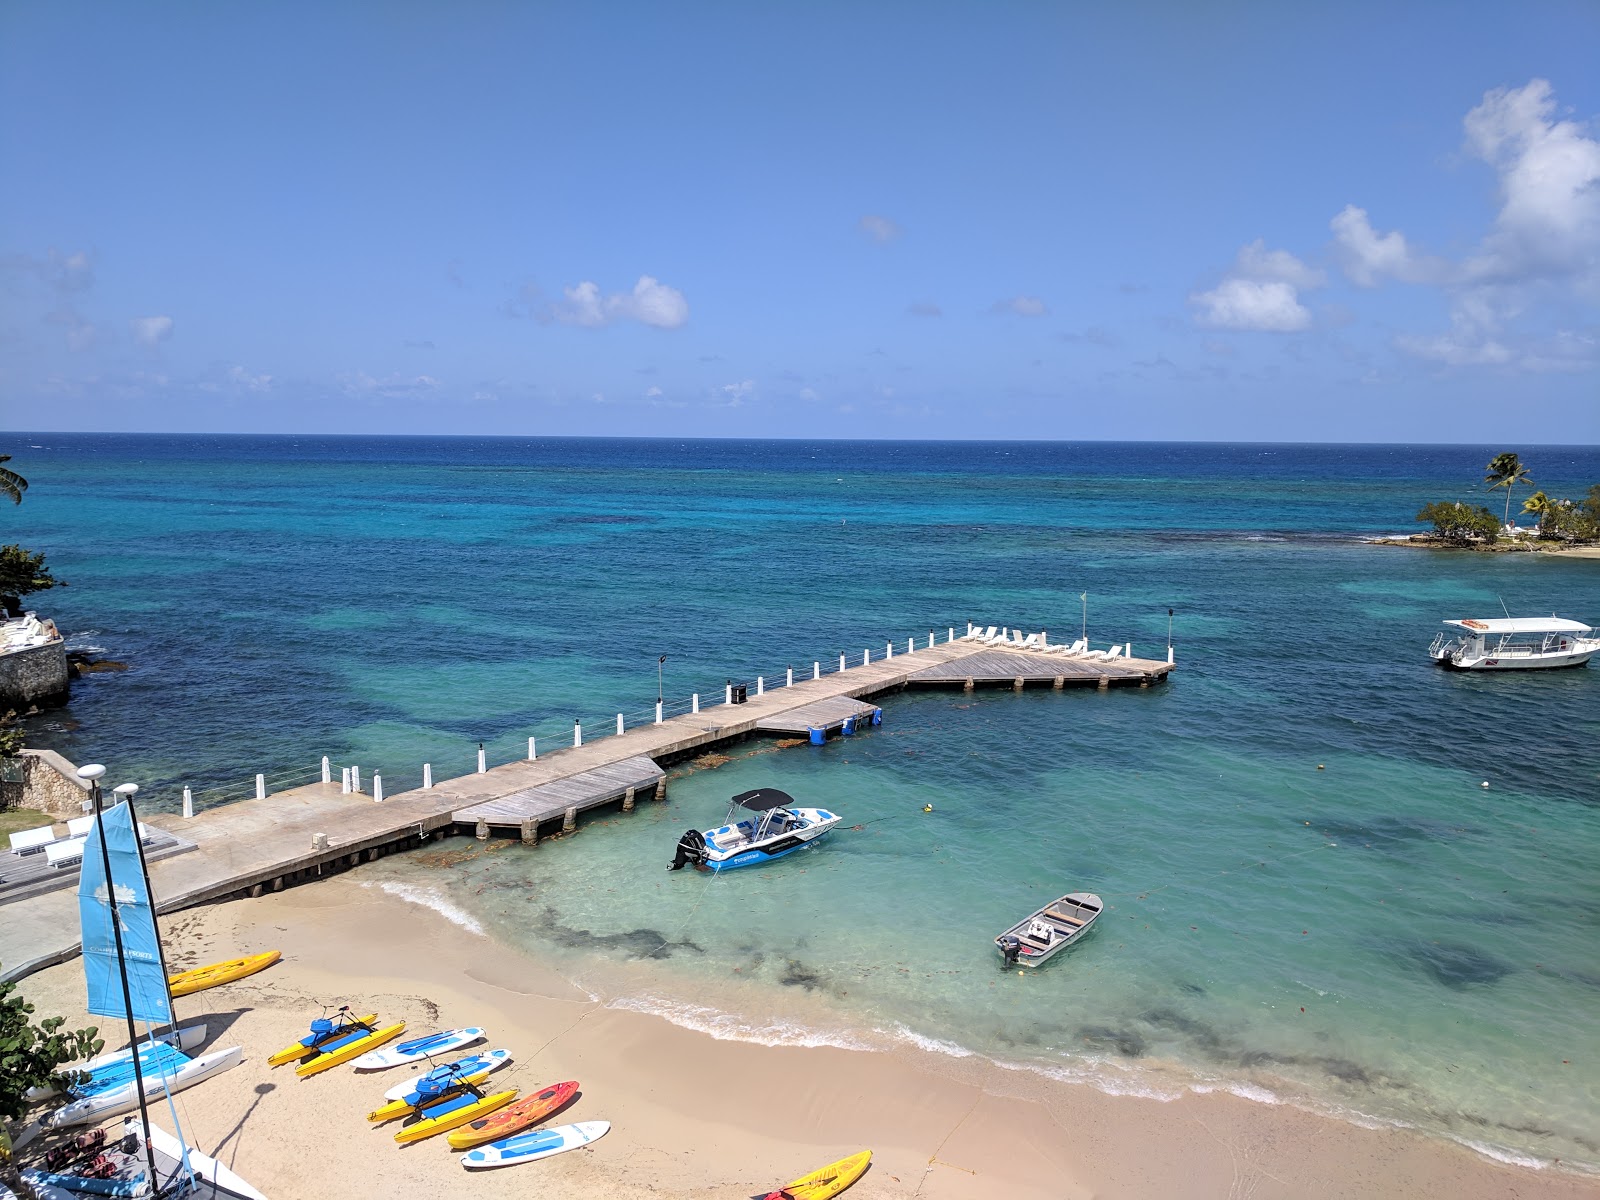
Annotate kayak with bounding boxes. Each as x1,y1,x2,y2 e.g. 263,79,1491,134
394,1089,518,1145
48,1046,245,1127
351,1026,485,1071
446,1079,579,1149
383,1049,512,1102
267,1011,378,1067
459,1121,610,1170
26,1026,208,1101
762,1150,872,1200
296,1022,406,1078
167,951,281,997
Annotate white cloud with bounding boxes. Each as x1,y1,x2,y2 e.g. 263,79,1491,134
991,295,1048,317
1233,239,1325,289
645,385,663,398
130,315,174,346
799,387,820,402
1331,206,1428,286
337,371,441,398
720,379,754,405
1191,278,1311,332
552,275,689,329
858,214,901,243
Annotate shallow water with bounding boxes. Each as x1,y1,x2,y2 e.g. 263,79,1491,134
12,434,1600,1168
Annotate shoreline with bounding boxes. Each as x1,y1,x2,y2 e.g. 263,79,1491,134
1365,536,1600,558
16,873,1600,1199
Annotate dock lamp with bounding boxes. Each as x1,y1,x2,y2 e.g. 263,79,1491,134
1167,608,1174,655
657,655,667,706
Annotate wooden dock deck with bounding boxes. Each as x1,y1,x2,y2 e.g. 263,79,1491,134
754,696,882,737
1,628,1172,982
0,828,196,907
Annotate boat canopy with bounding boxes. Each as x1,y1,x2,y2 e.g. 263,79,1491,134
730,788,796,812
1443,617,1592,635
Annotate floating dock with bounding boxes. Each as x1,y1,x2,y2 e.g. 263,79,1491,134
0,629,1172,981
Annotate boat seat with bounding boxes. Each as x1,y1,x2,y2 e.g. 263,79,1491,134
1018,934,1052,950
1045,909,1087,926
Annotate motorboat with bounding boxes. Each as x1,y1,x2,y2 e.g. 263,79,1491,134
1429,616,1597,671
996,892,1102,967
668,787,840,872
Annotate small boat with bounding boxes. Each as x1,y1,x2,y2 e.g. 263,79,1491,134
1429,616,1597,670
668,788,841,873
26,1025,207,1101
459,1121,610,1170
351,1026,484,1071
132,1117,269,1200
168,951,281,997
447,1079,579,1149
394,1085,518,1145
48,1045,246,1127
295,1022,406,1078
995,892,1102,967
762,1149,872,1200
382,1049,512,1103
267,1009,378,1067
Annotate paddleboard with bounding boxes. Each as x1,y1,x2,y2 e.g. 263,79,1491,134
382,1049,512,1102
167,950,281,997
446,1079,578,1149
351,1026,484,1071
459,1120,610,1170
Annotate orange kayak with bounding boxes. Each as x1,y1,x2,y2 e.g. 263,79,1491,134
445,1079,578,1149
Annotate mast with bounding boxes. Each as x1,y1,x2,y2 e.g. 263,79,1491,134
80,766,163,1192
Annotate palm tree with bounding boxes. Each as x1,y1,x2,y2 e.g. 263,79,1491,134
0,455,26,505
1484,452,1533,528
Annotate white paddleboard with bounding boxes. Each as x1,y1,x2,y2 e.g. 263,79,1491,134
383,1048,512,1101
460,1120,610,1170
351,1026,485,1071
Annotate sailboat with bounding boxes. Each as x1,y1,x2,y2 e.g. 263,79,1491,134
54,770,268,1200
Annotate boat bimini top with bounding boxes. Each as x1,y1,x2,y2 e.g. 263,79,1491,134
729,787,796,811
1443,617,1592,635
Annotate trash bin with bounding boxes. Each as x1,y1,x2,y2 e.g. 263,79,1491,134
732,684,748,704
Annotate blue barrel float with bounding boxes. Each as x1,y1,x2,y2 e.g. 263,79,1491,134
808,726,825,746
841,716,857,736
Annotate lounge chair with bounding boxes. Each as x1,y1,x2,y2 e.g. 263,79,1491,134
67,816,95,838
9,825,59,856
1019,633,1041,650
46,838,86,870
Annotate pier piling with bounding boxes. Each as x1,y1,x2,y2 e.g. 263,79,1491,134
521,818,536,845
562,807,576,835
623,786,636,812
475,818,489,841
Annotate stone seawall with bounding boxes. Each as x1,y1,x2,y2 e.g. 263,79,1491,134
0,640,70,708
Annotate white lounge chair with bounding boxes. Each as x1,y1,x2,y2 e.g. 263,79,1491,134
67,816,95,838
1019,633,1041,650
1059,638,1089,656
9,825,59,856
46,838,87,870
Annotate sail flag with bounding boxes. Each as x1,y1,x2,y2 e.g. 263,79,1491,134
78,801,173,1025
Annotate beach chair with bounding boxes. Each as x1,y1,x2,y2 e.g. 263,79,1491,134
973,625,998,643
46,837,87,870
1019,633,1041,651
67,816,95,838
9,825,59,856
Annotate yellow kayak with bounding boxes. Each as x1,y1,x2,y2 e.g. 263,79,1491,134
168,951,281,998
394,1089,518,1145
268,1012,379,1068
367,1063,501,1124
295,1022,406,1078
769,1150,872,1200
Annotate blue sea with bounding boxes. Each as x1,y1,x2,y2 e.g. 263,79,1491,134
10,435,1600,1171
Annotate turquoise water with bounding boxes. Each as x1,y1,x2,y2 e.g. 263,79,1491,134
11,435,1600,1169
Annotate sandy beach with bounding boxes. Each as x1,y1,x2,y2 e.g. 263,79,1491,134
15,874,1599,1200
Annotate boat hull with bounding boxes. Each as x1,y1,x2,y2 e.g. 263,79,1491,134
1438,650,1594,670
701,807,841,872
48,1046,245,1127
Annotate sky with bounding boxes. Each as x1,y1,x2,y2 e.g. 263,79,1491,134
2,2,1598,442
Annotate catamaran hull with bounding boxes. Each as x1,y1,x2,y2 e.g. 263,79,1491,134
48,1046,245,1127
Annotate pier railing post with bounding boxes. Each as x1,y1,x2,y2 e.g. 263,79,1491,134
692,693,700,714
948,627,954,642
839,653,846,672
528,736,537,761
341,767,351,794
655,701,663,725
616,712,624,735
353,765,361,793
321,756,331,784
813,661,821,679
182,787,193,819
255,773,266,800
908,637,915,654
373,773,384,803
1168,645,1175,665
574,720,583,747
787,666,793,688
863,649,870,666
477,742,487,774
886,641,893,659
725,682,733,705
1125,642,1132,658
757,676,764,696
423,763,433,789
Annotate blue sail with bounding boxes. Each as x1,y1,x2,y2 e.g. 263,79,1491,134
78,801,173,1025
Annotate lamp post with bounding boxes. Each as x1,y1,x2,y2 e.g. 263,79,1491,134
657,654,666,706
1080,592,1088,643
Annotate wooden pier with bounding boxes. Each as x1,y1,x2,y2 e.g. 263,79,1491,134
0,630,1172,982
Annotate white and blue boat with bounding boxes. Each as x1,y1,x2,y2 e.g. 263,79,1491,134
667,788,840,873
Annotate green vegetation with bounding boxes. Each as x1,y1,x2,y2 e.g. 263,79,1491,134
0,457,25,506
0,455,66,618
0,808,52,841
1414,454,1598,548
0,973,102,1199
1416,501,1501,545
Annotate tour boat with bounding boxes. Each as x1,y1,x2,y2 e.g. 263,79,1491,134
667,787,841,872
1428,617,1597,671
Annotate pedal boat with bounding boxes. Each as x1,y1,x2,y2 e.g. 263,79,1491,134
995,892,1102,967
668,787,840,873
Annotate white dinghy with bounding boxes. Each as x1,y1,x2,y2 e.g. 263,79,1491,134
996,892,1102,967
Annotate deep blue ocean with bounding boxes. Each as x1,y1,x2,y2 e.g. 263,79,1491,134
9,434,1600,1170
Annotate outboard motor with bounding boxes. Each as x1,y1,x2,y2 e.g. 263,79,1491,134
668,828,708,871
999,935,1022,967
